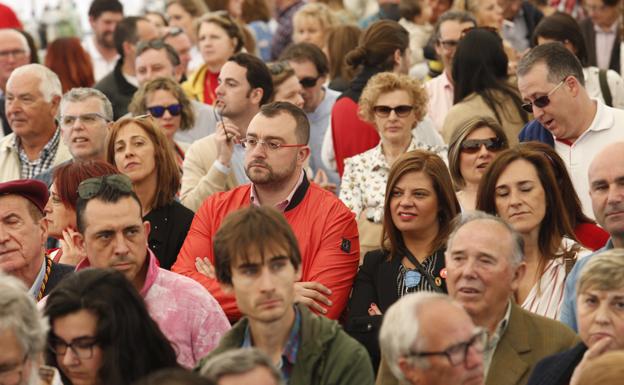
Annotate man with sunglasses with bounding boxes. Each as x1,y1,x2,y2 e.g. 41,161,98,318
517,42,624,219
72,174,230,368
163,27,193,81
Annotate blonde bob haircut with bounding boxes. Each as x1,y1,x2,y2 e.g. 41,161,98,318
293,3,337,32
577,249,624,295
129,77,195,131
358,72,428,125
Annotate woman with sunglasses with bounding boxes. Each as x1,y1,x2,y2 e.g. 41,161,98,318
129,77,195,170
345,150,460,371
442,27,528,144
44,268,180,385
447,116,509,210
340,72,445,259
106,116,194,270
476,145,591,319
267,61,305,109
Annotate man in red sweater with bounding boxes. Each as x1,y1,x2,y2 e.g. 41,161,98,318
173,102,359,322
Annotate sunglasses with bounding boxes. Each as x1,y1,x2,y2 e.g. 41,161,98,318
521,79,566,113
77,174,133,200
299,76,320,88
147,104,182,118
460,137,505,153
372,105,414,118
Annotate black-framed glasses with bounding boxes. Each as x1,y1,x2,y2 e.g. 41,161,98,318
299,76,320,88
48,336,99,359
59,113,110,128
460,137,505,153
407,328,487,366
240,137,306,151
372,105,414,118
77,174,133,200
0,49,27,61
147,104,182,118
521,79,566,113
438,39,460,49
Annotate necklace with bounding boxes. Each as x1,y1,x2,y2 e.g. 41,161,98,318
36,257,52,301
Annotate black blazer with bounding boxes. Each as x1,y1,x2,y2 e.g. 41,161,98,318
580,18,621,72
144,200,194,270
526,342,587,385
43,261,74,297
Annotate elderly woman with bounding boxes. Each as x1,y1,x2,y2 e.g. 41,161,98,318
129,76,195,169
267,61,305,108
477,145,590,319
346,150,460,370
106,116,194,269
447,116,509,210
527,249,624,385
340,72,445,258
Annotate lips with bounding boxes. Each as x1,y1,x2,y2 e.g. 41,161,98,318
509,212,528,219
72,137,89,144
124,161,140,170
457,286,481,296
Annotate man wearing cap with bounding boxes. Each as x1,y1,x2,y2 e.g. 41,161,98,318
0,179,73,301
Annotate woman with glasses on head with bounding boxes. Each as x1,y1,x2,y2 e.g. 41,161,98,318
267,62,305,109
340,72,445,259
165,0,208,73
129,77,195,170
44,269,179,385
182,12,245,106
292,3,337,50
447,116,509,210
476,145,591,319
442,27,528,145
106,116,194,269
345,150,460,370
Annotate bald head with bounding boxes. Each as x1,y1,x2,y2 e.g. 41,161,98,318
0,29,30,91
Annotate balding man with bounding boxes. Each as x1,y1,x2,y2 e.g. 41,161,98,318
0,28,30,136
0,64,71,182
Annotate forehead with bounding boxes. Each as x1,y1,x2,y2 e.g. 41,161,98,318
517,62,553,97
7,72,42,95
95,11,123,22
82,197,142,232
137,48,172,65
589,147,624,182
220,61,249,85
146,89,177,103
496,159,539,184
0,328,22,361
439,20,474,39
0,194,32,217
451,220,512,258
0,32,25,49
394,170,433,189
166,33,192,48
376,89,411,105
246,112,297,140
52,309,98,338
137,20,158,41
62,97,105,115
418,302,474,348
200,21,228,35
231,243,290,266
288,59,318,77
116,123,150,141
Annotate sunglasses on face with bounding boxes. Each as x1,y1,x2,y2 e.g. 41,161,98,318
299,76,320,88
372,105,414,118
77,174,133,200
521,79,566,113
147,104,182,118
460,137,505,153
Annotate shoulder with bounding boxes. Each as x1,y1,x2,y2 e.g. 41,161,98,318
168,200,195,219
198,184,251,213
362,249,391,266
512,304,578,344
344,147,376,167
188,133,218,152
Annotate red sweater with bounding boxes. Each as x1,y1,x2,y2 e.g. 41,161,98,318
173,179,360,321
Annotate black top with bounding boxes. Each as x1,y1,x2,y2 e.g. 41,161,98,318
43,260,74,297
144,200,194,270
94,58,137,119
526,342,586,385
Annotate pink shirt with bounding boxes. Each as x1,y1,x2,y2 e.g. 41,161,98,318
77,250,231,368
250,170,305,211
425,71,454,134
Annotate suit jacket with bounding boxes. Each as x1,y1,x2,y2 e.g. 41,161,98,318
580,18,621,72
526,343,586,385
0,94,11,136
375,303,579,385
43,260,74,297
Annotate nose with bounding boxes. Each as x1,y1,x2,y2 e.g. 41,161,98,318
606,184,624,205
258,266,276,292
593,301,612,325
531,103,545,119
44,198,53,215
464,342,484,369
61,347,79,366
508,187,522,207
477,144,490,157
0,224,9,243
112,232,130,256
295,94,304,109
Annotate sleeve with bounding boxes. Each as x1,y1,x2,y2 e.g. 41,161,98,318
180,138,231,212
606,69,624,109
190,292,232,365
339,157,364,216
333,337,375,385
559,261,580,332
303,200,360,320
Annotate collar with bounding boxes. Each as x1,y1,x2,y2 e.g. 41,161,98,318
15,127,61,157
250,170,306,212
487,300,512,350
28,257,47,298
371,134,421,171
594,20,619,34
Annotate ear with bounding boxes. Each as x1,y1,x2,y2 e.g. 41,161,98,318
73,231,87,257
566,75,581,97
49,95,61,116
122,41,134,58
38,216,48,245
250,88,263,105
398,357,422,385
143,221,151,239
297,146,311,165
220,282,234,293
393,49,402,66
509,261,526,292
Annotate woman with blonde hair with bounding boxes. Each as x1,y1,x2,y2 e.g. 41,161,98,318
165,0,209,72
292,3,337,49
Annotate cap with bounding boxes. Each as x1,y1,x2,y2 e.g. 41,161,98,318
0,179,49,213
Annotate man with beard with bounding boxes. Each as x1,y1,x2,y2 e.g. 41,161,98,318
173,102,360,322
83,0,124,82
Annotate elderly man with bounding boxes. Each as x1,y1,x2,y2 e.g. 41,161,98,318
560,141,624,330
379,292,485,385
517,43,624,218
73,174,230,368
0,64,71,182
0,28,30,136
0,272,60,385
0,179,73,300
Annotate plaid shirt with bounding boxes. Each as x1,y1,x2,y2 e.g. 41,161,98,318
16,128,61,179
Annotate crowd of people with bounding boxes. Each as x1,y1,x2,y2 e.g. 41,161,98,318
1,0,624,384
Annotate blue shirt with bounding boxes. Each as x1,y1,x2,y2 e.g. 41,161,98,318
518,119,555,146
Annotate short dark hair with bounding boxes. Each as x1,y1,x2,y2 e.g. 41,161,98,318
75,176,143,234
114,16,147,57
259,101,310,144
133,368,212,385
433,10,476,42
399,0,423,21
228,52,273,106
88,0,123,19
279,42,329,76
213,206,301,286
136,39,181,66
532,12,588,66
517,42,585,86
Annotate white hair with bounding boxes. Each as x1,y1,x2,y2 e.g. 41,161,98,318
9,64,62,102
0,28,30,55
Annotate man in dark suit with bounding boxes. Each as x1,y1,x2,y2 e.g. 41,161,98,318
0,179,73,301
580,0,621,72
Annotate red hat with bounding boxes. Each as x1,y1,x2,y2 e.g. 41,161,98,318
0,179,49,213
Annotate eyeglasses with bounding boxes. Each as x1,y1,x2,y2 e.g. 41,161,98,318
0,354,27,384
372,105,414,118
147,104,182,118
407,329,487,366
49,337,99,359
0,49,27,61
240,137,306,151
299,76,320,88
460,137,505,153
521,79,566,113
438,39,460,49
59,113,110,128
163,26,184,39
77,174,133,200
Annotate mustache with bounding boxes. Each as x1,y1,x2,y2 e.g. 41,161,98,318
248,160,271,169
605,204,624,216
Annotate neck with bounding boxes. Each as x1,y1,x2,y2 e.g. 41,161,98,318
457,185,478,211
248,306,296,364
121,57,135,77
444,68,454,84
93,36,118,60
134,172,158,216
20,127,56,161
521,230,541,264
206,61,224,74
132,253,149,292
568,98,597,142
254,169,302,207
13,253,45,289
228,107,260,137
382,135,412,166
611,235,624,248
402,222,439,262
473,300,509,335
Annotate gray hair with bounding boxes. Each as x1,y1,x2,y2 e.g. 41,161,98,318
433,10,476,43
447,211,525,266
577,249,624,294
379,292,459,383
0,272,49,360
0,28,31,55
9,64,62,102
199,348,284,385
60,87,114,121
517,42,585,87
